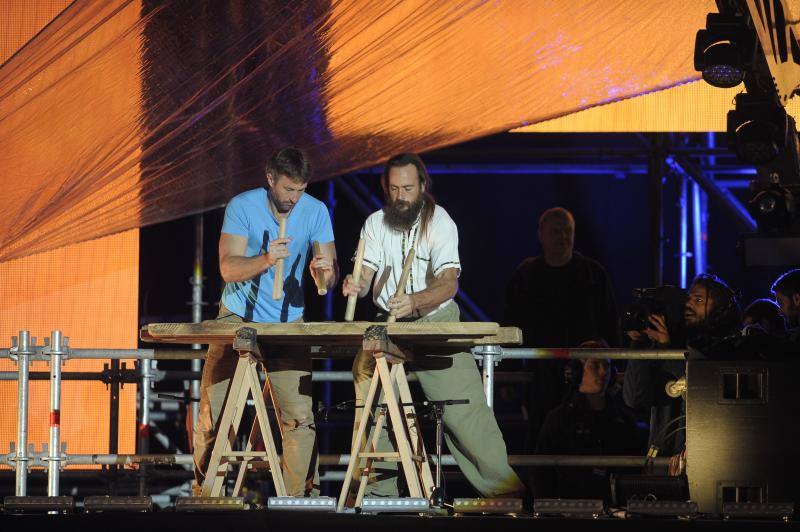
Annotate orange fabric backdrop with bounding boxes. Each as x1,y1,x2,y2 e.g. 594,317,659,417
0,231,139,468
515,81,800,133
0,1,139,471
0,0,718,263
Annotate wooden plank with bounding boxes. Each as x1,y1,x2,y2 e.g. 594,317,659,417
357,452,401,459
145,328,522,361
445,326,523,346
142,321,502,345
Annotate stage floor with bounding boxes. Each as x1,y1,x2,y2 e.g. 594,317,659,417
2,510,799,532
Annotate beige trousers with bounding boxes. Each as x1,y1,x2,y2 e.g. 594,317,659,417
352,301,525,497
193,304,319,496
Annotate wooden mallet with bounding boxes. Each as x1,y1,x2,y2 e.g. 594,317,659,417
344,238,366,322
272,217,287,300
312,241,328,296
387,248,415,324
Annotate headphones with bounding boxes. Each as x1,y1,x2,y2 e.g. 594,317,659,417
565,339,617,390
690,274,742,334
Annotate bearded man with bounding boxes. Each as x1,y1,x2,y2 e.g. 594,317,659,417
624,273,742,455
342,153,524,498
193,147,337,496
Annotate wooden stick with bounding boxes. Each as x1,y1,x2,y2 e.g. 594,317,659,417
387,247,415,324
311,241,328,296
272,217,287,300
344,238,366,322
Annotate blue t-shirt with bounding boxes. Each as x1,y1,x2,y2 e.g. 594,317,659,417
220,187,334,323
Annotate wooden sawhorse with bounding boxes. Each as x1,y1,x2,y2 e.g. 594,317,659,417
337,326,435,511
201,327,287,497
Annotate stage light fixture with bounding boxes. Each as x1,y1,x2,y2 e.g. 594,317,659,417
174,497,246,511
360,497,430,514
723,501,794,521
610,474,690,507
727,94,790,165
267,496,336,512
694,13,752,88
747,185,796,232
627,499,698,518
533,499,604,519
452,498,523,515
83,496,153,512
3,496,74,514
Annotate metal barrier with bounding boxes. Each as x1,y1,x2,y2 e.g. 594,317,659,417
470,345,685,409
0,452,670,468
2,328,684,497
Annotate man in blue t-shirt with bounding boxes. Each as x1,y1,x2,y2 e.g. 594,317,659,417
193,147,337,497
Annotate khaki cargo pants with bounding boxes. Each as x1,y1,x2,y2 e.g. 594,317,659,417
352,301,524,497
193,304,319,496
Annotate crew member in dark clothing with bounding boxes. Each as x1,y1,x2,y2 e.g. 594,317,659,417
771,269,800,335
624,273,742,456
506,207,619,447
534,355,639,502
742,298,786,336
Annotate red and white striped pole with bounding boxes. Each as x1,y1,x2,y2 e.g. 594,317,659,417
47,330,65,496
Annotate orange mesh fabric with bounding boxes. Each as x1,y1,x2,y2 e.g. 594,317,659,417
0,226,139,468
0,0,714,262
0,2,138,469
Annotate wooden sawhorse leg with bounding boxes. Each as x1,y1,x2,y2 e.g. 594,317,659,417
232,371,284,496
337,354,434,511
201,326,287,497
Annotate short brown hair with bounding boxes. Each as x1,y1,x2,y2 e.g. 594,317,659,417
265,147,312,183
538,207,574,229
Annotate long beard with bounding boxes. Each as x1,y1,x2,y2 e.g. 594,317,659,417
384,197,424,231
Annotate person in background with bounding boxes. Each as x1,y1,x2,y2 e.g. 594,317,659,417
742,298,786,336
623,274,741,456
535,339,639,502
506,207,619,448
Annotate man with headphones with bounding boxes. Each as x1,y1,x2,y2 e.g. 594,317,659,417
623,274,742,456
534,339,639,502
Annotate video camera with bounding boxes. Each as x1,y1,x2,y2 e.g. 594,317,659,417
621,286,687,340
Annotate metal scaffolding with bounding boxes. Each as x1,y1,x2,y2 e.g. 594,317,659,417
1,328,685,498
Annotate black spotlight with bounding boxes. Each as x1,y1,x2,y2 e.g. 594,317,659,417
727,93,790,165
747,184,796,231
694,13,752,88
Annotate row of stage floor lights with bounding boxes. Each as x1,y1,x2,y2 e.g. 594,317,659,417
0,495,795,521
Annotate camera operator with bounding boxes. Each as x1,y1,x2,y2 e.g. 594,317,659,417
623,274,742,456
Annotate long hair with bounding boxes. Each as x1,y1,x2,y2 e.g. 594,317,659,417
381,153,436,236
691,274,742,336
